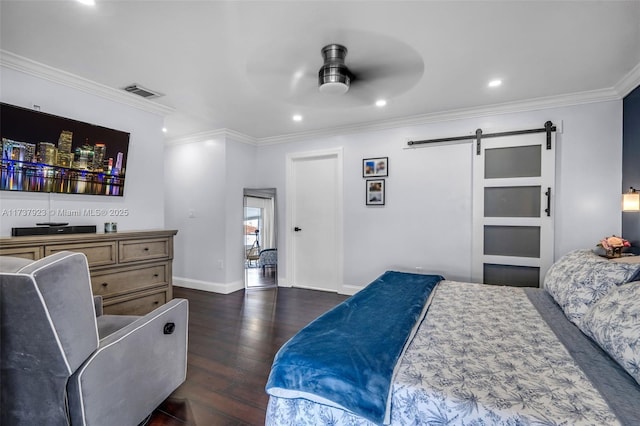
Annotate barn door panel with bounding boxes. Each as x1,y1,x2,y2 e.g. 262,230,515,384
472,130,555,287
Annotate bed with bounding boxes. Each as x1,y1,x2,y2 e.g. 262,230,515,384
265,250,640,425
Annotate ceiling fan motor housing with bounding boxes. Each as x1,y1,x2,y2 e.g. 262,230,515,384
318,44,351,94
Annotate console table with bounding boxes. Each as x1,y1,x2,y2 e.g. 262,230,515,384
0,229,177,315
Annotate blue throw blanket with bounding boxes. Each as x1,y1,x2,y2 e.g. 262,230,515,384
265,271,443,425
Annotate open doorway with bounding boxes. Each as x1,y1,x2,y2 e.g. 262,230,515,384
243,188,277,289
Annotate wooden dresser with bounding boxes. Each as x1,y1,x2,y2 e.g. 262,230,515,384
0,229,177,315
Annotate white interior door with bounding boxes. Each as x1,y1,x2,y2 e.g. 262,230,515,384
472,131,556,287
287,149,343,292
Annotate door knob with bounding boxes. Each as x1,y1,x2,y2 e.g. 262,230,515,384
294,227,302,232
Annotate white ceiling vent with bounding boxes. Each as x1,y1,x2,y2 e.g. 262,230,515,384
123,84,163,99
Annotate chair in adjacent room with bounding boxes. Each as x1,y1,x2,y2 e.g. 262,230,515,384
0,251,189,426
246,244,261,267
258,248,278,277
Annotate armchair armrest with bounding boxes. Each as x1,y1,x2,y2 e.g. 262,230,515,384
93,295,103,317
67,298,189,426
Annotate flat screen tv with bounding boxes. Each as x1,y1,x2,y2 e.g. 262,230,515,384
1,102,130,196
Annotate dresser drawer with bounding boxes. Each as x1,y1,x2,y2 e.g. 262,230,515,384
0,246,43,260
1,229,177,316
91,262,169,298
118,238,171,263
45,241,117,267
103,290,167,316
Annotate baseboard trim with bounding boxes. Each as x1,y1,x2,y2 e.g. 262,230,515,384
340,285,363,296
174,276,359,295
174,277,244,294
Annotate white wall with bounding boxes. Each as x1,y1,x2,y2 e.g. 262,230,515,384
553,101,623,254
0,66,166,235
256,100,623,292
224,136,259,284
164,134,257,293
164,138,227,286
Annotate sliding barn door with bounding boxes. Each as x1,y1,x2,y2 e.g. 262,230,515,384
472,131,555,287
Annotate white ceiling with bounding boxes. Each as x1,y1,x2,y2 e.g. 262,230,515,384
1,1,639,143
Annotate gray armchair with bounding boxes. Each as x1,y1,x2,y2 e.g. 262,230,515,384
0,251,188,426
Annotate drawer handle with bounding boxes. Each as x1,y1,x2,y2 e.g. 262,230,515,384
101,282,109,287
153,301,160,305
144,247,150,251
153,273,159,278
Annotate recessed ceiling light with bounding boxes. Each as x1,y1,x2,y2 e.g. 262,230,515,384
162,127,167,133
77,0,95,5
488,79,502,88
375,99,387,107
292,114,303,122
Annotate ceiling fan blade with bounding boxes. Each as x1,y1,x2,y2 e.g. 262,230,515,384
246,63,317,98
244,31,425,108
351,61,423,82
345,80,378,104
347,63,423,102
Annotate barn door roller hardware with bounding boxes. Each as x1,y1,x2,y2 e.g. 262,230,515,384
407,121,556,155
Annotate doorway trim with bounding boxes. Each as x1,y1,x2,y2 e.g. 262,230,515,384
285,147,344,292
243,188,278,290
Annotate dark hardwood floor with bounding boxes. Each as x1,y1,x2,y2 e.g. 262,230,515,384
146,276,348,425
245,266,277,289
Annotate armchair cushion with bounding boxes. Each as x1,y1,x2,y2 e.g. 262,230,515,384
1,272,71,425
2,252,99,426
0,255,33,272
96,314,139,338
15,252,100,373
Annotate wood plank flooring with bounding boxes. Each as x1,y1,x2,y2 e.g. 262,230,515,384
146,284,348,426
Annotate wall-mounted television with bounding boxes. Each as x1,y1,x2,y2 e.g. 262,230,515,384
1,102,130,196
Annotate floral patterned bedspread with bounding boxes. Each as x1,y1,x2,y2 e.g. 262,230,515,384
266,281,619,426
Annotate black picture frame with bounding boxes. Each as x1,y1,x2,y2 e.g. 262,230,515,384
362,157,388,177
366,179,385,206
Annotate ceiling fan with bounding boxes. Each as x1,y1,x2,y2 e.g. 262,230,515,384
245,33,424,107
318,44,352,95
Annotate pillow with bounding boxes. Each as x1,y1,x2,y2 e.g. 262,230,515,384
611,255,640,264
544,249,640,327
582,281,640,385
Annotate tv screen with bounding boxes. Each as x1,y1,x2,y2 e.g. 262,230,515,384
1,103,130,196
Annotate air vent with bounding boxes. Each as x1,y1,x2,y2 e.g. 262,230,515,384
123,84,163,99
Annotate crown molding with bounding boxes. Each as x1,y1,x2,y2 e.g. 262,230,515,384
256,87,622,145
166,82,629,148
223,128,258,145
0,50,175,116
615,61,640,97
172,85,623,147
166,128,257,146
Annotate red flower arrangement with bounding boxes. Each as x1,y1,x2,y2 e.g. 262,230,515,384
597,235,631,258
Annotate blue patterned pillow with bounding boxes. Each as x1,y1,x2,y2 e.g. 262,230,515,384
582,282,640,385
544,249,640,327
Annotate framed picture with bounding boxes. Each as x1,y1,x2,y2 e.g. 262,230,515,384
366,179,385,206
362,157,388,177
